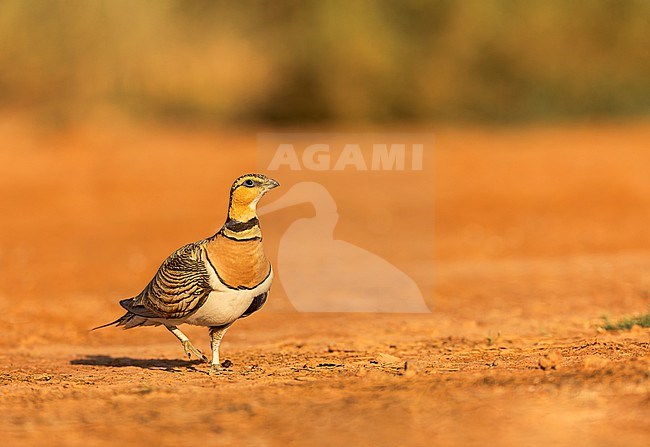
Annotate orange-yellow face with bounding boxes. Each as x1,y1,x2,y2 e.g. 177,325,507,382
228,173,279,221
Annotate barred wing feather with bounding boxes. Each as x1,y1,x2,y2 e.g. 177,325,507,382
135,242,212,319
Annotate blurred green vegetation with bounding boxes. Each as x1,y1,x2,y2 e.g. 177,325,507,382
0,0,649,125
603,311,650,330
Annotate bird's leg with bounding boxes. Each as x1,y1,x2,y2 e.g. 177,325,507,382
165,325,208,362
208,325,231,375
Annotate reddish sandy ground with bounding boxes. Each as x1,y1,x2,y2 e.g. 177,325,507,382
1,116,649,446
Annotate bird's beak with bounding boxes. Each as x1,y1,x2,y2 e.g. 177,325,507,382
265,178,280,190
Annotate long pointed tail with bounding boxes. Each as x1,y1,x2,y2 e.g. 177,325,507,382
92,312,160,331
91,315,128,331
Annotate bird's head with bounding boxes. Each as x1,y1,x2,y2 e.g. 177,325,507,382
228,173,280,221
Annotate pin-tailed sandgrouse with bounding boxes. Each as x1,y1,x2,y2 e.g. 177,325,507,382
95,173,279,375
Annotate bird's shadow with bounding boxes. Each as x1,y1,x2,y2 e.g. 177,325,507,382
71,355,204,372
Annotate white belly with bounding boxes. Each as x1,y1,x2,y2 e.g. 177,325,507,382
184,265,273,327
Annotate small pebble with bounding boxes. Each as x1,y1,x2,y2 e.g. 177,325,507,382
538,350,562,371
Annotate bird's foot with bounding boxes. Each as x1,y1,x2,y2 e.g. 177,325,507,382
208,360,233,376
182,340,209,363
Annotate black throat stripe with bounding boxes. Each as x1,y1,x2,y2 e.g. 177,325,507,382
224,217,259,232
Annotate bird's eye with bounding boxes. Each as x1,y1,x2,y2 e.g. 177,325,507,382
243,179,255,187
